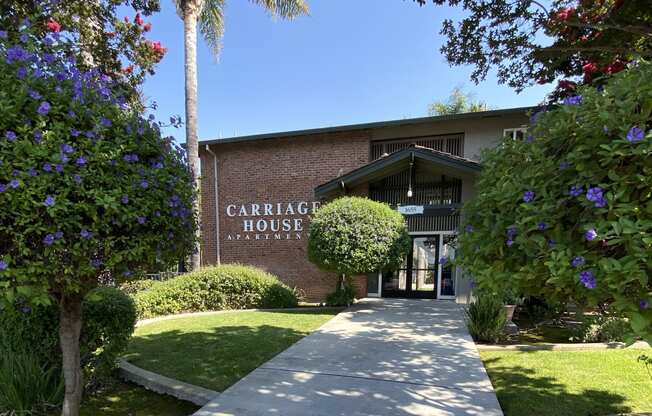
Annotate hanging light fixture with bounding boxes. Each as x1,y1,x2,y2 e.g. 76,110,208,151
407,152,414,198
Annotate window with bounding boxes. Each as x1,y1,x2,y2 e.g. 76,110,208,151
504,127,528,141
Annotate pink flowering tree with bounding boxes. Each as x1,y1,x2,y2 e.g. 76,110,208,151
0,17,196,416
456,61,652,344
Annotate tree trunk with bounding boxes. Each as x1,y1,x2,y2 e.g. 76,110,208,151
60,294,83,416
184,3,202,271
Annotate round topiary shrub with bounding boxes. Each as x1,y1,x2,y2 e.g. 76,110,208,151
308,197,410,304
0,287,136,389
132,264,298,319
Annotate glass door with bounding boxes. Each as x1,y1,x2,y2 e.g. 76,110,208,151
382,235,438,298
437,235,456,299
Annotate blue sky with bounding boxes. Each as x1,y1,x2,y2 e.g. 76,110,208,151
138,0,553,142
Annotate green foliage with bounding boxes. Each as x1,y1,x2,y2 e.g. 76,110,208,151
119,279,158,295
82,287,138,387
465,294,507,344
0,0,165,89
457,62,652,343
0,288,136,388
325,279,356,307
428,86,489,116
413,0,652,91
132,264,298,319
571,314,630,343
0,346,64,416
0,24,197,308
308,197,410,277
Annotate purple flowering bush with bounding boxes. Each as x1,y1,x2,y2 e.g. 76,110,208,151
457,61,652,344
0,22,196,414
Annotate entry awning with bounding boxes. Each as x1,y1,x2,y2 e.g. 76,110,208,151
314,145,481,199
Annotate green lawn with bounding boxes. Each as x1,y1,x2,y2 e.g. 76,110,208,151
481,349,652,416
123,309,339,391
80,381,198,416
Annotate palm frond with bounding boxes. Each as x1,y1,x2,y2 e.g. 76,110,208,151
249,0,310,19
198,0,226,56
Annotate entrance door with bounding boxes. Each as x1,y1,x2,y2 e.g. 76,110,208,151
381,235,439,299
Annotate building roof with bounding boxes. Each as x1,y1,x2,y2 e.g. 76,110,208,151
314,145,481,199
200,106,535,146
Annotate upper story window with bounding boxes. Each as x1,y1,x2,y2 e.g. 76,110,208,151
504,127,528,141
370,133,464,161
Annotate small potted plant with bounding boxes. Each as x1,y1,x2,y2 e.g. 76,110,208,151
502,288,521,322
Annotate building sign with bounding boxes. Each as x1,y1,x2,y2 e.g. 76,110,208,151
224,201,321,241
398,205,424,215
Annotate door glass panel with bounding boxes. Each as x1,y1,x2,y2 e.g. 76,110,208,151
440,235,456,297
411,236,438,292
366,272,379,295
382,269,407,292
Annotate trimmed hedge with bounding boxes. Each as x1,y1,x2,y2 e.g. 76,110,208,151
0,287,136,389
132,264,299,319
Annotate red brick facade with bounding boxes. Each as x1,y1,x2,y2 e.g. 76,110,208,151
199,130,372,301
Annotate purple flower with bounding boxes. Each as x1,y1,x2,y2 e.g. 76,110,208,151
569,185,584,197
506,239,514,247
70,128,80,137
438,256,448,265
585,228,598,241
0,31,7,40
538,222,548,231
0,183,6,193
465,225,474,233
140,180,149,189
137,216,146,225
99,116,112,127
33,130,42,143
6,45,30,63
9,179,19,189
559,161,572,170
594,198,607,208
43,234,55,246
640,299,649,310
548,239,557,248
54,230,64,239
55,164,64,173
579,270,596,289
37,101,51,116
564,95,583,105
60,153,69,163
571,256,585,268
29,90,41,100
155,210,161,217
5,131,17,141
76,157,86,167
16,66,27,79
121,195,129,204
91,259,103,268
525,134,535,142
626,127,645,143
0,260,7,271
523,191,535,203
80,229,92,239
586,187,604,202
73,175,82,184
43,163,52,172
123,153,139,163
27,168,37,177
44,196,55,207
61,143,74,154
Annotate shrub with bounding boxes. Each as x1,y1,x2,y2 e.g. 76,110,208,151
132,264,298,318
119,279,159,295
325,278,356,307
0,344,64,416
308,197,410,298
0,287,136,389
457,62,652,343
465,294,507,344
571,314,630,343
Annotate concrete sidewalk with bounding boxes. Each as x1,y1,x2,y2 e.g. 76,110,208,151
194,298,503,416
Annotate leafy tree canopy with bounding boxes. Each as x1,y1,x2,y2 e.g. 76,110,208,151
428,86,489,116
456,61,652,343
308,197,410,277
413,0,652,92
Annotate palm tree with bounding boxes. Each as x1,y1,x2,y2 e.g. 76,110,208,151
174,0,309,270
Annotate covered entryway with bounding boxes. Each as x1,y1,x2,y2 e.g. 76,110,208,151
314,144,480,301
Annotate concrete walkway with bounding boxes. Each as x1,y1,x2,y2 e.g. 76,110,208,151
194,298,503,416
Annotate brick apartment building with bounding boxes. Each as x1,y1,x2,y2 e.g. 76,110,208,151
198,107,531,302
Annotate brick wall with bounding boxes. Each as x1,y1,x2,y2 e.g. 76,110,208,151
199,130,372,301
